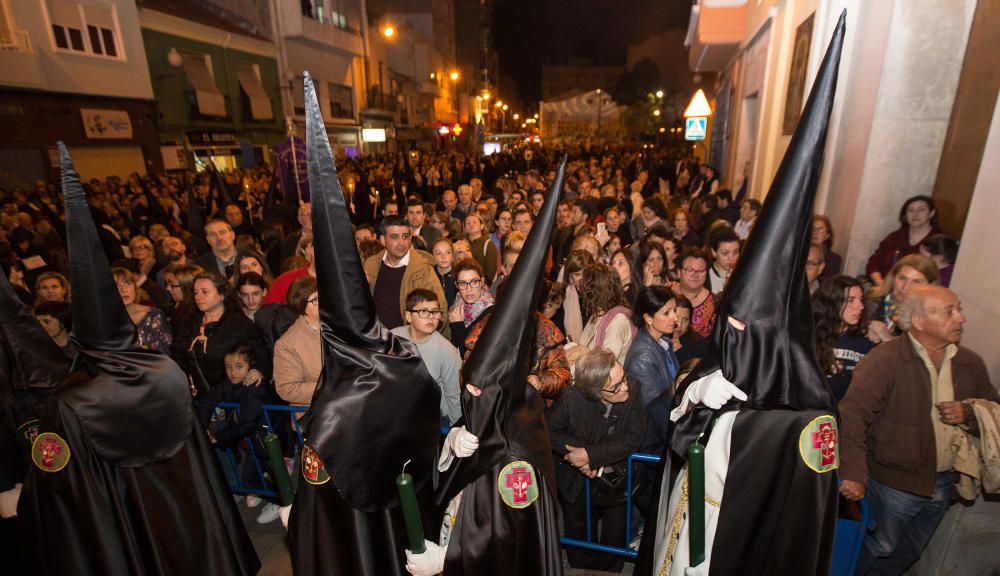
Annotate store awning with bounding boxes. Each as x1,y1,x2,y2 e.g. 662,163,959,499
182,53,226,117
235,63,274,121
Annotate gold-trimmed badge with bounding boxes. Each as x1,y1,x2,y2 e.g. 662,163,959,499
497,461,538,509
31,432,71,472
798,415,840,473
301,442,330,485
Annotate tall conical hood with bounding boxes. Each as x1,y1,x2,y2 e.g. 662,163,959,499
62,142,138,353
437,157,567,505
672,13,844,454
59,142,192,466
0,271,70,391
298,72,440,511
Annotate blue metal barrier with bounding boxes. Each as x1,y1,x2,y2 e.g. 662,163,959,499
558,452,662,559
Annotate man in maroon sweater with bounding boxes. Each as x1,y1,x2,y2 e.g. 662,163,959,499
840,285,999,575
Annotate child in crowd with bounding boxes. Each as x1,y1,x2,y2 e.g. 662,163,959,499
202,344,279,524
391,289,463,426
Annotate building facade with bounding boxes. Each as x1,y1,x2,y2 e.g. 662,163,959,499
0,0,159,187
138,0,283,171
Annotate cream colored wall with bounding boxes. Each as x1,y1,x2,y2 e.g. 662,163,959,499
951,93,1000,382
833,0,976,275
66,145,147,181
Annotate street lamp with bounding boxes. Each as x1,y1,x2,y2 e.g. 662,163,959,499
382,25,395,38
502,104,508,110
450,70,459,81
653,109,661,117
513,113,519,120
655,89,664,98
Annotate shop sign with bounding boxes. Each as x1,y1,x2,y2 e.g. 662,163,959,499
187,131,239,146
81,109,133,139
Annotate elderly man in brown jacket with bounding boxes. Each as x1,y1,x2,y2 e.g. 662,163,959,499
839,285,1000,575
363,214,446,330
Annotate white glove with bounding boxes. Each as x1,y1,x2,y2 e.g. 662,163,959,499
278,504,292,530
687,369,747,410
405,540,446,576
0,484,21,519
445,426,479,459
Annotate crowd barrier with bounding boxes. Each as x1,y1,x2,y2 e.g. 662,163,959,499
213,402,867,570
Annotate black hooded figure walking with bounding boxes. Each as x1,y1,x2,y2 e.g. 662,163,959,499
15,143,260,576
0,272,71,575
285,73,442,576
422,157,568,575
635,12,847,576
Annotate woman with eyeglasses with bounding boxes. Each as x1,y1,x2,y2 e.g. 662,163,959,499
447,258,494,356
170,270,271,400
673,247,716,338
113,266,171,354
273,276,323,412
547,347,646,573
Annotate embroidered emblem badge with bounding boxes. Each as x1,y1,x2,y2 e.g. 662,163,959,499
798,415,840,473
497,461,539,509
31,432,71,472
301,442,330,485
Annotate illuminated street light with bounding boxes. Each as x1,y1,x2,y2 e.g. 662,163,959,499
502,104,508,110
534,113,539,119
653,109,661,116
429,72,435,79
659,127,666,133
382,25,395,38
481,91,491,101
450,70,459,81
513,113,519,120
495,101,503,108
655,90,664,98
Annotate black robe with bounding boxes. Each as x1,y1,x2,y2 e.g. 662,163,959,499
17,377,259,576
443,461,561,575
635,408,838,576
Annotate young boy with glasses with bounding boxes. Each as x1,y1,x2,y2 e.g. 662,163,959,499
391,288,463,425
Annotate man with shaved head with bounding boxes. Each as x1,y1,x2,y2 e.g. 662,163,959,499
840,285,1000,575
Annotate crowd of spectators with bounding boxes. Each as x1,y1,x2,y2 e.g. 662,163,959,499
0,143,972,571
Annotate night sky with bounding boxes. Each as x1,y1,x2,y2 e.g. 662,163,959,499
492,0,692,103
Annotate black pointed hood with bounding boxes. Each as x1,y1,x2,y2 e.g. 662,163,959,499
437,157,567,505
0,272,70,392
59,142,192,466
297,73,440,511
672,13,845,454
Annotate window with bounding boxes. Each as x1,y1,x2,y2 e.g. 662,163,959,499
236,62,274,121
292,76,306,116
46,0,121,59
181,51,227,118
328,83,353,119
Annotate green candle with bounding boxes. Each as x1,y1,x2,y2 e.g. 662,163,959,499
396,460,426,554
264,429,294,506
688,434,705,567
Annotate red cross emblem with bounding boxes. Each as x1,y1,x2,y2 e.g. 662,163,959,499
38,436,63,468
813,421,838,467
504,466,533,503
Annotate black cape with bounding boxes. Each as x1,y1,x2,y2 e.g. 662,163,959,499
17,373,260,575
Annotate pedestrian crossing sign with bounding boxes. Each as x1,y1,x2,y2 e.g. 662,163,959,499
685,117,707,140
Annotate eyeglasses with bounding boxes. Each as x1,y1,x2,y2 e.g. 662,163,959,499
602,373,627,394
682,267,707,275
407,308,443,319
456,278,483,289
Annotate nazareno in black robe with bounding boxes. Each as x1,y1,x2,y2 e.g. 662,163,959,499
18,375,260,575
432,158,569,576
